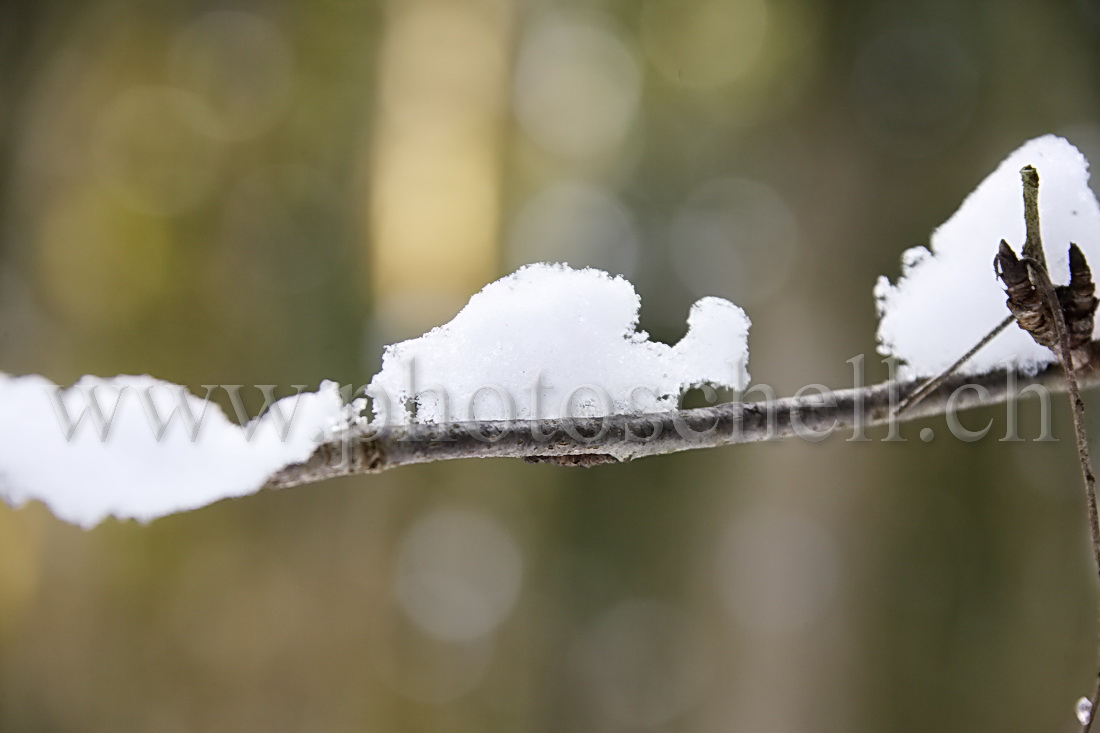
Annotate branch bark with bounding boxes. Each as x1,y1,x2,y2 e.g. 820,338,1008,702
264,346,1100,490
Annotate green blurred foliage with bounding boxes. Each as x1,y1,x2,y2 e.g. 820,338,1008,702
2,0,1100,731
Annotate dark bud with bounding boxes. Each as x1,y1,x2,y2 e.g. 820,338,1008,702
995,239,1053,347
1060,243,1098,350
1068,243,1094,298
994,240,1031,298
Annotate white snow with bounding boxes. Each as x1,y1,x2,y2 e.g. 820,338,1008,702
876,135,1100,377
0,375,346,527
367,263,750,423
0,265,747,527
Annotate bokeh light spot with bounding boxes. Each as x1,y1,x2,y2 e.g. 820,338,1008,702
641,0,769,89
167,10,295,141
507,181,639,276
513,13,642,159
91,86,222,214
395,509,523,642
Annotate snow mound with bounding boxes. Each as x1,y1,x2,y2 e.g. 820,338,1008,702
367,263,751,423
0,375,346,527
876,135,1100,377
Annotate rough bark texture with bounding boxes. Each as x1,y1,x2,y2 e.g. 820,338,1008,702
263,346,1100,491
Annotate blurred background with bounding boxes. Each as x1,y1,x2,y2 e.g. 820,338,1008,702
1,0,1100,730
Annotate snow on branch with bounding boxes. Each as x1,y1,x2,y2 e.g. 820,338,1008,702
877,134,1100,377
5,134,1100,528
264,352,1100,491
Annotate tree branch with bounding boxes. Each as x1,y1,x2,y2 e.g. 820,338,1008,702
264,345,1100,490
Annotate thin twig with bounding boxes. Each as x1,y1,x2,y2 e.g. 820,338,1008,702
1022,165,1046,269
894,315,1015,416
1023,256,1100,732
264,354,1100,490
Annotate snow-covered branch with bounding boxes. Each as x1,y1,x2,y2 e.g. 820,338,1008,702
265,349,1100,490
4,133,1099,532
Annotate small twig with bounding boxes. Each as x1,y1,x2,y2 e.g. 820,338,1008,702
894,315,1014,416
996,164,1100,728
1022,165,1046,270
264,357,1100,490
1023,256,1100,732
1024,258,1100,583
999,164,1100,730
